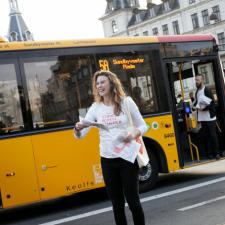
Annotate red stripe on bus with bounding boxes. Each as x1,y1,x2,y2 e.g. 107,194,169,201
157,34,214,42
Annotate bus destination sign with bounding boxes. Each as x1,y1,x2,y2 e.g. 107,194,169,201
99,58,144,71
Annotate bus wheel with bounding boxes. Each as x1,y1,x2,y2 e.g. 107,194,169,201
139,148,159,193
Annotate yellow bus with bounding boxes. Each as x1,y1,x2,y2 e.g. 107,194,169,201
0,34,225,209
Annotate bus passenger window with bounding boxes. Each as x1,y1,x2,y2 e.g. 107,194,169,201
20,55,95,130
96,50,169,115
0,63,24,135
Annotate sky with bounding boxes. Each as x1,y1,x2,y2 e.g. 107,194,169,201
0,0,161,41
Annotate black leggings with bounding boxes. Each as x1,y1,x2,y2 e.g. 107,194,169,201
101,157,145,225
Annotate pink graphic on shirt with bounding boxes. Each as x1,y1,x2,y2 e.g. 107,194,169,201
136,138,143,155
113,142,132,153
101,113,122,126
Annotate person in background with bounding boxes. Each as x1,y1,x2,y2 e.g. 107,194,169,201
133,86,149,113
74,71,147,225
189,74,220,160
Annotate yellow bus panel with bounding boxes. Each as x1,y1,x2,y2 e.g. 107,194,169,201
0,136,40,208
31,114,179,201
0,114,179,207
143,115,180,172
31,128,104,200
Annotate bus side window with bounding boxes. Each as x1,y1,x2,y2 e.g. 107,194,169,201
20,55,95,131
0,62,25,135
96,50,170,115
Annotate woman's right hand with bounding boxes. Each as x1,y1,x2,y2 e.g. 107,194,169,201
75,122,89,131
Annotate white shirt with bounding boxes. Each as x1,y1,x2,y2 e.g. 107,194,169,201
197,87,216,121
74,98,147,158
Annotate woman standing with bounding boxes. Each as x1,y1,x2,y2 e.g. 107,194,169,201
74,71,147,225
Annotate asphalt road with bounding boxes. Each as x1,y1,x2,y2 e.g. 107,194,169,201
1,160,225,225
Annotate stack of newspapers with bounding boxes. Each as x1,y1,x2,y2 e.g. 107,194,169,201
196,95,212,109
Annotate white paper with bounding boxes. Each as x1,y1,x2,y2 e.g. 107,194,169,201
79,116,109,132
196,95,212,109
111,133,141,163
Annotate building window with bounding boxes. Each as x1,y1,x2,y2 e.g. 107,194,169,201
112,20,118,33
202,10,210,26
10,32,17,42
71,75,75,84
143,31,149,36
26,31,32,41
142,82,148,97
218,33,225,44
191,14,199,29
189,0,195,3
10,0,13,8
218,33,225,49
153,28,158,35
162,24,169,35
211,64,214,82
0,93,4,105
213,6,221,21
182,79,188,88
82,67,89,77
56,77,60,88
174,81,179,91
172,21,180,35
201,67,209,83
222,61,225,68
130,0,136,6
108,2,114,11
135,13,141,23
149,8,155,17
64,80,69,88
164,1,170,12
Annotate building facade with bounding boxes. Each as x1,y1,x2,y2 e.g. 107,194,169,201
6,0,34,42
99,0,225,62
99,0,225,102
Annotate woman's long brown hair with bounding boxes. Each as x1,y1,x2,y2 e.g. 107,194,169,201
92,71,127,116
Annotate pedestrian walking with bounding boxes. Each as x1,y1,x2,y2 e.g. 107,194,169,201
74,70,147,225
189,74,220,160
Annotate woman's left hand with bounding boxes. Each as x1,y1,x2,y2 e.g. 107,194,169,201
123,134,134,143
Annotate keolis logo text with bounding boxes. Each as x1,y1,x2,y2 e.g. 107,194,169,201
66,181,94,191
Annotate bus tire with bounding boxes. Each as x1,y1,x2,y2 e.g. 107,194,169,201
139,148,159,193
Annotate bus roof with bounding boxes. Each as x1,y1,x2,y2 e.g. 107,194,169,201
0,36,9,43
0,34,214,52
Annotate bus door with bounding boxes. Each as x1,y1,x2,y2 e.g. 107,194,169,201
18,55,102,201
166,59,225,167
0,59,40,208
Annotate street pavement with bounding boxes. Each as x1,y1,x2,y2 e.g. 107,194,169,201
1,160,225,225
